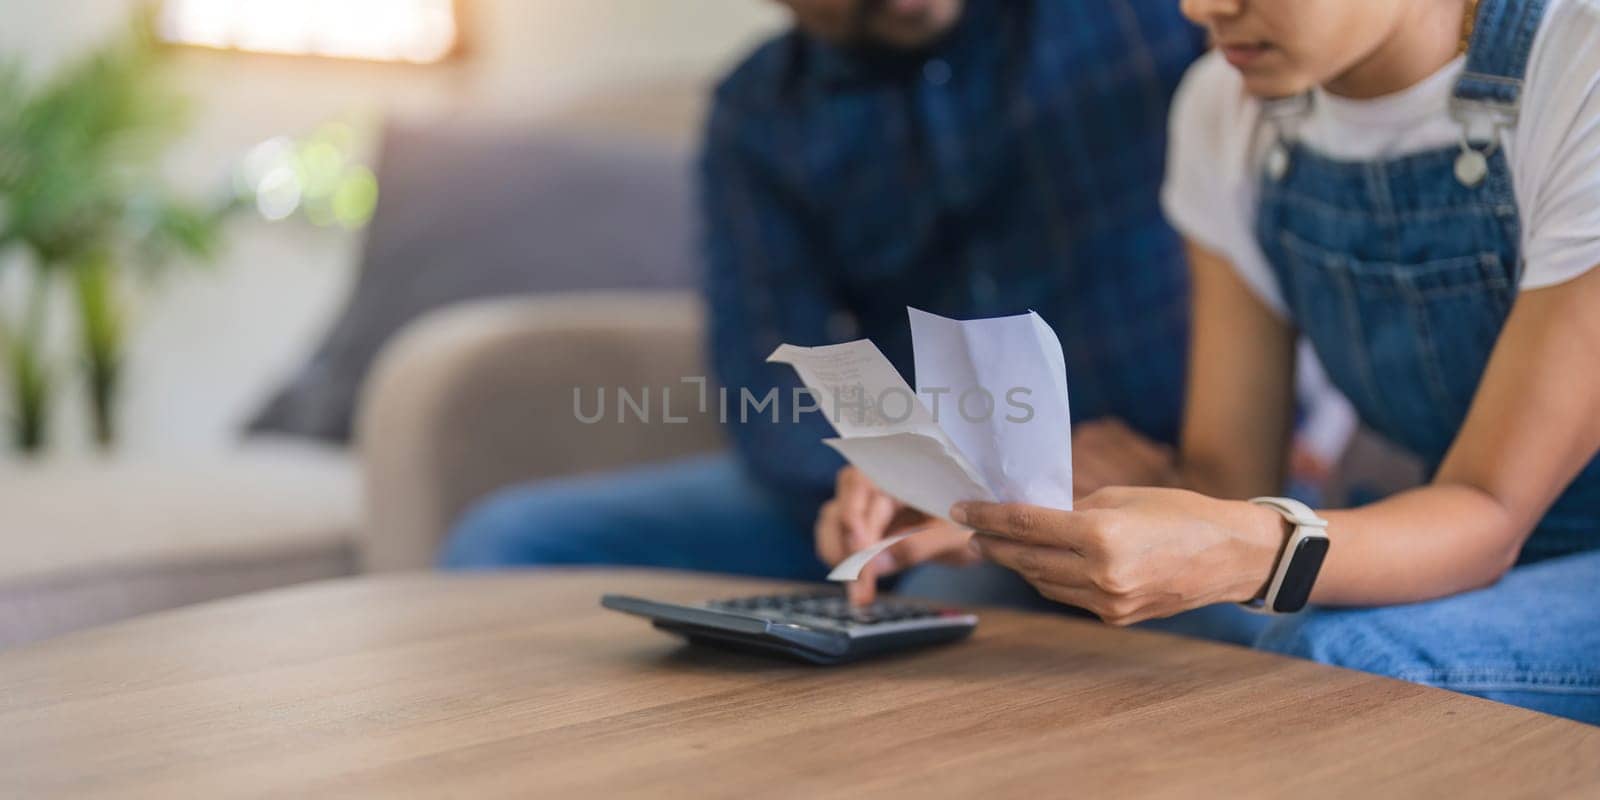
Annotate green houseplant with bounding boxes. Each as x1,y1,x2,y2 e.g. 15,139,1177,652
0,10,233,454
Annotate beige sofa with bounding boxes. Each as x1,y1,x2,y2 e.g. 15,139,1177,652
0,441,360,648
0,291,717,648
358,291,726,572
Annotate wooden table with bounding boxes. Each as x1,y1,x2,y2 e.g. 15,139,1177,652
4,571,1598,798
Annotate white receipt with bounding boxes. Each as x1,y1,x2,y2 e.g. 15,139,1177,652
769,308,1074,582
907,307,1074,508
767,340,943,438
826,530,921,582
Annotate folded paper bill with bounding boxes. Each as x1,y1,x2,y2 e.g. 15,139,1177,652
825,530,927,583
769,308,1073,582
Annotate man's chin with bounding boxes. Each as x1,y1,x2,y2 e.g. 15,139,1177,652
863,3,961,49
868,26,943,49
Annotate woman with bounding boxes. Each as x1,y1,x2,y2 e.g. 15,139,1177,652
815,0,1600,722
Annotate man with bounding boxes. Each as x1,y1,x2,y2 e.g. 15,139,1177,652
439,0,1206,577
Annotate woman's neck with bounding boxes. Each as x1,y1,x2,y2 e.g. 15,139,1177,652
1324,0,1466,100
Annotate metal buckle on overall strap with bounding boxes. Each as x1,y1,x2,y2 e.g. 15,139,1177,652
1262,93,1313,182
1447,96,1514,188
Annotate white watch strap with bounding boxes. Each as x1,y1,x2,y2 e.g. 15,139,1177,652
1243,496,1329,614
1249,496,1327,531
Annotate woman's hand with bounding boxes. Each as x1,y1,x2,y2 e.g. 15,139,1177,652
1072,419,1181,498
952,487,1285,625
816,466,980,605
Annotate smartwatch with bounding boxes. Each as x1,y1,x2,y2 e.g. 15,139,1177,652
1241,496,1330,614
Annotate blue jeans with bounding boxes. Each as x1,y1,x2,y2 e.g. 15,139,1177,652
440,453,828,582
900,555,1600,725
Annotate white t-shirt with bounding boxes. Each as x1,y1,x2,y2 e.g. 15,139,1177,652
1161,0,1600,318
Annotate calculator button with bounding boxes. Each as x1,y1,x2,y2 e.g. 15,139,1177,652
708,592,951,628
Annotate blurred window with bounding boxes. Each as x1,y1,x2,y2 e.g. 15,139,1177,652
159,0,459,64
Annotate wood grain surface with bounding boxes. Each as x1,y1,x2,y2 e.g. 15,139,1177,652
3,570,1597,799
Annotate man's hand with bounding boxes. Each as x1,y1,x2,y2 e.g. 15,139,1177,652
1072,419,1180,498
815,466,980,605
952,487,1283,625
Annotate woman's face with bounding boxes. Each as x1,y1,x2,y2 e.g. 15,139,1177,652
1180,0,1412,97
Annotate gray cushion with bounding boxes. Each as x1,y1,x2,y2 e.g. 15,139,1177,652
247,124,698,442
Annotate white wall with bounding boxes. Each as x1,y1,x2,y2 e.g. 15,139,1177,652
0,0,787,460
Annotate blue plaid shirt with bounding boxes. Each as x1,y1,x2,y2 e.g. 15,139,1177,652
702,0,1205,512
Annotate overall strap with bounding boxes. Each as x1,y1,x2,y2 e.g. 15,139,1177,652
1452,0,1551,119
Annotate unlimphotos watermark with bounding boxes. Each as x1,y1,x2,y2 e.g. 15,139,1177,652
573,377,1036,425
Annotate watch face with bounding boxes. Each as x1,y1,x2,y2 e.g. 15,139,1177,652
1271,536,1330,614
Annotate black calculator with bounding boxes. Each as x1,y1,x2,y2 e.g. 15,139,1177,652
601,590,978,665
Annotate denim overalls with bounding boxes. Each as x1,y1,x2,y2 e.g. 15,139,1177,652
1257,0,1598,565
1244,0,1600,722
